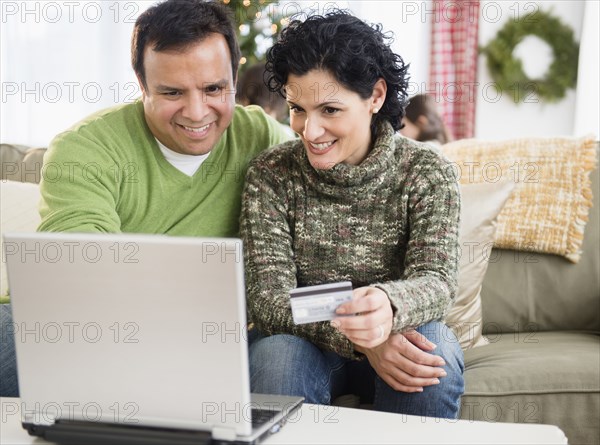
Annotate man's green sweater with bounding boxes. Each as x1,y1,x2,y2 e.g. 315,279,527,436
39,101,288,236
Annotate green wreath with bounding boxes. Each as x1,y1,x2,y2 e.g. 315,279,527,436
481,10,579,103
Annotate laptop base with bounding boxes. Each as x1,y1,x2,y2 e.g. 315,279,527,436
23,404,294,445
23,420,260,445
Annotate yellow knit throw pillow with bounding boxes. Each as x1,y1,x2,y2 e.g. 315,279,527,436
443,136,597,263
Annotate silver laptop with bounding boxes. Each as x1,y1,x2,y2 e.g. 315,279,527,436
4,232,303,444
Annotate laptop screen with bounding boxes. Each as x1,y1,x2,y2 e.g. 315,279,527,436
5,233,254,436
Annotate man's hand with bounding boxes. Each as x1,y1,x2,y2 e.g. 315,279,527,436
356,330,447,393
331,286,393,349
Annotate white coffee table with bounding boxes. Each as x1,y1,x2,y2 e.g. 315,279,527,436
1,398,568,444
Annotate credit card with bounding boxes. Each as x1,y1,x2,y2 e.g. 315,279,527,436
289,281,353,324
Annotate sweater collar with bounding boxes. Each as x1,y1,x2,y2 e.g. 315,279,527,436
299,121,396,188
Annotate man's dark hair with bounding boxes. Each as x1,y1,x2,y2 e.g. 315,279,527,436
265,10,409,133
132,0,241,90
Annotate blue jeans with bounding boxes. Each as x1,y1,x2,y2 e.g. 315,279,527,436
249,321,464,419
0,304,19,397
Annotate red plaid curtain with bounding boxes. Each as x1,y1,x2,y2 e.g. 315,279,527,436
429,0,480,140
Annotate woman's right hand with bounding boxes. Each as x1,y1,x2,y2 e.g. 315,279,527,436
331,286,394,349
356,329,447,392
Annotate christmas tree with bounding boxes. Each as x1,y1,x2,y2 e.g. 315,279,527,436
220,0,290,76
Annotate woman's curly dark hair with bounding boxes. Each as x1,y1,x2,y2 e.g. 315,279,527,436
265,10,409,133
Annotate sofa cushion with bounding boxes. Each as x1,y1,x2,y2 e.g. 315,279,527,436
443,136,597,263
480,164,600,333
0,144,45,183
446,180,514,349
462,331,600,445
0,180,42,299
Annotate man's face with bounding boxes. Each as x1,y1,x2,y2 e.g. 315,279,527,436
140,33,236,156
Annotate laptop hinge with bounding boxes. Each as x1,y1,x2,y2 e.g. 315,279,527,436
211,426,237,441
22,412,55,426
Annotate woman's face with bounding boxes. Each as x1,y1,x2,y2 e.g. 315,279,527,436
285,69,384,170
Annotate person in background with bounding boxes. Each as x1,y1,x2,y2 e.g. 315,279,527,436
237,62,296,137
240,11,464,418
0,0,290,398
400,93,451,145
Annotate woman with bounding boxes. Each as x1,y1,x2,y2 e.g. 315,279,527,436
400,93,452,145
240,11,464,418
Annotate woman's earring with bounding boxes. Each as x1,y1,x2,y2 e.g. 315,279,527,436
373,108,379,114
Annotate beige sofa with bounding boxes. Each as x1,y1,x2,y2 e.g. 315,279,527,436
460,160,599,445
1,142,599,444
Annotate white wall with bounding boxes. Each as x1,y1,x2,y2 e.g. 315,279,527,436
574,0,600,138
475,1,585,139
0,1,594,146
356,1,592,140
1,1,150,147
352,1,431,91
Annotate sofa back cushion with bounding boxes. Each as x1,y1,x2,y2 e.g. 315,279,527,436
447,180,515,349
0,144,45,183
480,163,600,334
0,180,42,299
443,136,597,263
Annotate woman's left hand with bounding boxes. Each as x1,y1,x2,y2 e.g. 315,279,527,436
331,286,394,348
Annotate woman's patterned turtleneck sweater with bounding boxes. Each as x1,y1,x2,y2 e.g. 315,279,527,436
240,122,461,359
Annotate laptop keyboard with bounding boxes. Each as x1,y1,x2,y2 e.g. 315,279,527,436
251,409,277,428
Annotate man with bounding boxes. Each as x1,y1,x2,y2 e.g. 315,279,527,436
37,1,287,235
0,0,288,397
0,0,448,405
